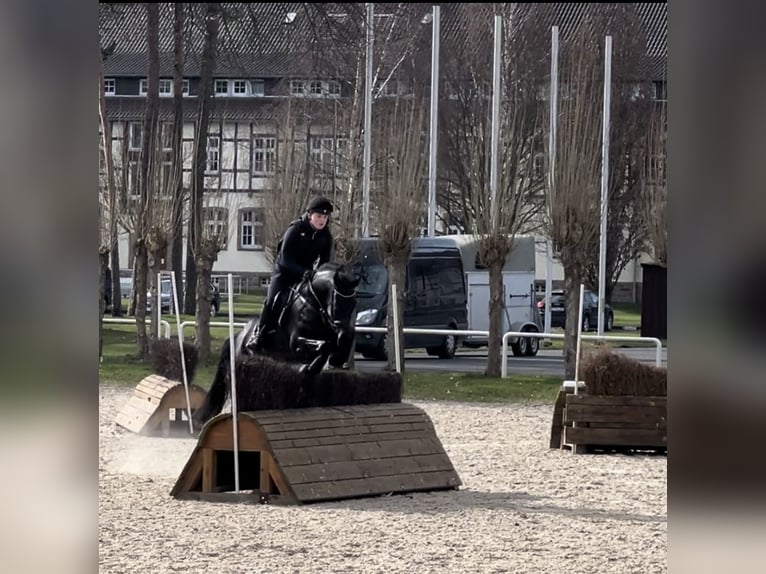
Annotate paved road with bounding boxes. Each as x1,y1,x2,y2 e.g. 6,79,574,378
353,347,667,377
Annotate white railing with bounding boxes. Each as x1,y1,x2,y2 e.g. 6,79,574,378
166,321,663,379
103,317,172,339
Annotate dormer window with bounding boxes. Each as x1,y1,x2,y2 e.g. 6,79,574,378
214,79,229,95
104,78,116,96
139,78,182,97
213,79,260,97
291,79,341,98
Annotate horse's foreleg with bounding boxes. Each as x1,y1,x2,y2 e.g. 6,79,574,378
300,341,332,375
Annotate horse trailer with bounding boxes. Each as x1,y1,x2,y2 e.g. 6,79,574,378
352,235,541,359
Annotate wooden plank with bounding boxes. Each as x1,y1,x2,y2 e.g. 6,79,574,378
203,420,270,452
266,422,432,441
259,414,428,433
566,395,667,408
170,447,204,496
285,429,436,448
564,426,666,447
201,448,216,493
283,453,456,484
291,470,461,502
564,404,666,425
259,451,272,494
251,403,416,422
274,438,446,467
549,390,567,449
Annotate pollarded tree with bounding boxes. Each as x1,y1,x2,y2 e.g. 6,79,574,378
545,13,606,379
373,94,430,372
641,100,667,266
440,4,550,376
581,4,655,305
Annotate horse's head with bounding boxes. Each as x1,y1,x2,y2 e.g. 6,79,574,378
311,262,359,328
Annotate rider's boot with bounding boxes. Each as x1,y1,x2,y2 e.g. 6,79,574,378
245,326,264,354
245,303,273,354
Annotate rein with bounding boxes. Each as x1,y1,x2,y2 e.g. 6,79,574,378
304,276,353,334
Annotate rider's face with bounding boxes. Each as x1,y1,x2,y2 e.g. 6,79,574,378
309,212,329,230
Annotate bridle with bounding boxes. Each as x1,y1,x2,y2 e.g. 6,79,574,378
302,272,355,335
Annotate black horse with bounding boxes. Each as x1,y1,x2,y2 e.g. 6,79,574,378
193,262,359,428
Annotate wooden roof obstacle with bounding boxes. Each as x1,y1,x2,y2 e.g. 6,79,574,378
171,402,462,504
114,374,208,437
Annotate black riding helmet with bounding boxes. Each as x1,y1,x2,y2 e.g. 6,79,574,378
306,196,334,215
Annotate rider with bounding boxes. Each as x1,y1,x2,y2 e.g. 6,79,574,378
245,196,335,353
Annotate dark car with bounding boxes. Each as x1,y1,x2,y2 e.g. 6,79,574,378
133,278,221,316
537,289,613,332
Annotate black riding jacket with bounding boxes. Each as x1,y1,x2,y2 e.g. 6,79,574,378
274,216,333,281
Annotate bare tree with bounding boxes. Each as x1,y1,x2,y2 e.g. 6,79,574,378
184,3,219,315
641,100,667,265
545,13,606,379
99,43,116,359
374,96,430,372
169,2,186,310
441,4,549,376
582,4,654,303
191,189,234,362
129,2,161,360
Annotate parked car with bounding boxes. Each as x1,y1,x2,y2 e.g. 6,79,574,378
537,289,613,332
126,277,221,316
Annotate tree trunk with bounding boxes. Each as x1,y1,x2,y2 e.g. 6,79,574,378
185,3,219,315
99,44,122,317
99,249,110,360
171,2,185,310
135,2,160,361
194,245,216,363
563,271,582,380
485,259,505,377
133,240,150,359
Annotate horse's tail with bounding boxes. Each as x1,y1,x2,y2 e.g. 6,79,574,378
192,337,232,430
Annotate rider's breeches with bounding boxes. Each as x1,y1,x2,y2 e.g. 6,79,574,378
256,270,295,331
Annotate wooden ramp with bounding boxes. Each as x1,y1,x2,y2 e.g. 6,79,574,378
171,402,461,504
115,374,207,437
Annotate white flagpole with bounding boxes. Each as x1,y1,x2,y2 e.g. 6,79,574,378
597,36,612,336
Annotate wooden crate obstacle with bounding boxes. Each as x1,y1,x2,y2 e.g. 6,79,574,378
115,374,207,437
171,402,461,504
562,394,667,453
550,348,667,454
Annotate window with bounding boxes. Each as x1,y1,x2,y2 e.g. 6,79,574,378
310,137,347,176
104,78,115,96
532,153,545,182
239,208,264,249
309,81,323,96
159,79,173,96
383,79,401,96
182,79,190,96
233,80,248,95
653,81,667,101
139,78,177,96
252,136,276,175
215,79,229,95
206,136,220,173
251,79,265,97
290,79,341,98
128,122,142,150
204,207,228,246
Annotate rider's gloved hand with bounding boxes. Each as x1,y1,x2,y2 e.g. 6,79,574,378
302,269,313,282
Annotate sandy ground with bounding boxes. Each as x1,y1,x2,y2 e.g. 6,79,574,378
99,386,666,573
